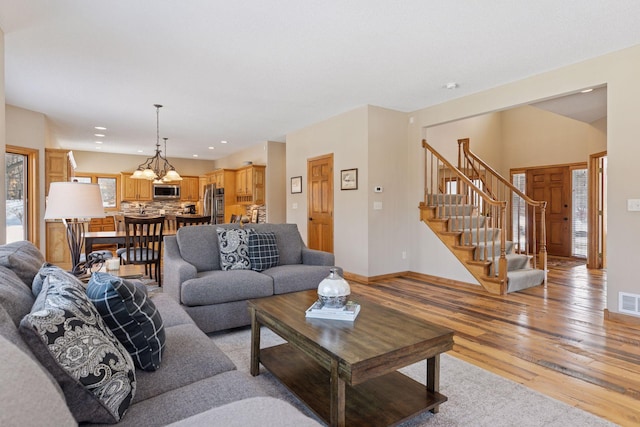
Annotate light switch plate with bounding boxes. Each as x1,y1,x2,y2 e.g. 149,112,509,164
628,199,640,211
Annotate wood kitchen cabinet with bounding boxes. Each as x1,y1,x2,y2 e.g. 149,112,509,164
235,165,265,205
120,172,152,201
180,176,200,201
45,221,71,269
45,149,72,267
45,148,70,195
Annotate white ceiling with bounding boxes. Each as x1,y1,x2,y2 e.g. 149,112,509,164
0,1,637,160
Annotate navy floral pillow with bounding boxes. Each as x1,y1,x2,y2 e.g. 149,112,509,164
216,228,252,270
19,274,136,423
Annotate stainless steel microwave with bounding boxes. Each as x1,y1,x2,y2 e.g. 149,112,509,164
153,184,180,199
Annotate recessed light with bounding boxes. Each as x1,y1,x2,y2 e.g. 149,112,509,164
221,140,228,144
95,141,103,144
137,150,143,153
581,88,594,93
95,146,102,150
208,146,214,150
443,82,459,90
193,154,199,158
94,133,105,137
94,126,107,130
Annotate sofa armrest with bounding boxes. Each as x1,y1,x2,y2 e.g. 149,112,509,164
301,247,335,266
163,235,198,303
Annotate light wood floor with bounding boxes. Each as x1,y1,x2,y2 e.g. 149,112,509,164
350,259,640,427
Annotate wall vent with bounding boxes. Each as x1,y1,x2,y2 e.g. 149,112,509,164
619,292,640,316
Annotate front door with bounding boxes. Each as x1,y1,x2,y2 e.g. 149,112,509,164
527,166,571,257
307,154,334,253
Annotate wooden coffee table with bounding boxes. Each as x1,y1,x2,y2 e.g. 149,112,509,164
248,290,454,427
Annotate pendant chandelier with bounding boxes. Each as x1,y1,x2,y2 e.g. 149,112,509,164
131,104,182,182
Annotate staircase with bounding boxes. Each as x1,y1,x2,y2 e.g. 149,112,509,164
419,139,546,295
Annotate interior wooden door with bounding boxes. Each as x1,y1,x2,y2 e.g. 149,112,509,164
307,154,334,253
527,166,571,257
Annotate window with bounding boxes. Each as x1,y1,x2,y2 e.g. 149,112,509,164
572,168,588,258
73,173,119,210
5,146,38,244
511,172,526,252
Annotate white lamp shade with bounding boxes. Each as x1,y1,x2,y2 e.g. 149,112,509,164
164,169,183,181
44,182,105,219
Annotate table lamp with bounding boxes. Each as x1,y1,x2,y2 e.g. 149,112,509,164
44,182,105,276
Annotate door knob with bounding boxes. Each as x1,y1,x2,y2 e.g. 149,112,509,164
564,217,568,220
309,217,313,221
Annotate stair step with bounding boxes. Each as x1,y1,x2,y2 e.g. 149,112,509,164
507,269,545,293
448,215,487,231
460,227,500,245
436,204,477,218
489,253,532,276
475,241,515,260
426,193,466,205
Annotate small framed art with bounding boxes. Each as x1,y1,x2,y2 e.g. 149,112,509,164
291,176,302,194
341,168,358,190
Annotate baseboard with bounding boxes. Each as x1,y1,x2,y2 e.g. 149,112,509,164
343,271,410,285
342,270,478,288
604,308,640,326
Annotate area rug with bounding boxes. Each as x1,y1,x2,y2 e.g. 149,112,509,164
210,327,616,427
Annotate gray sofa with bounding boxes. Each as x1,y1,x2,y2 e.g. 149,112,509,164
163,223,342,333
0,240,320,426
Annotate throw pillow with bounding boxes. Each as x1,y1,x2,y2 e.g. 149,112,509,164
248,232,280,272
216,227,252,270
32,262,83,297
0,240,45,287
86,272,166,371
19,274,136,423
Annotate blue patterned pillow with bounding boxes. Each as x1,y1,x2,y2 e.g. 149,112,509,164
86,272,165,371
216,228,252,270
248,232,280,271
19,274,136,423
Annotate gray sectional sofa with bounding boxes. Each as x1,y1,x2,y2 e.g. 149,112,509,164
163,223,342,333
0,240,320,426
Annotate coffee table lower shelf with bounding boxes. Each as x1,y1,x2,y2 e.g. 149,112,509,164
259,343,447,427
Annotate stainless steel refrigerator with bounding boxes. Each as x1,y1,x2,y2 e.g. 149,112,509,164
203,184,225,224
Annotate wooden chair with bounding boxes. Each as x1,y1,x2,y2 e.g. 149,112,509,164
120,216,164,286
164,215,177,232
176,215,211,229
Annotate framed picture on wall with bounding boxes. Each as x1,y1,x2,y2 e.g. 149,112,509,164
291,176,302,194
251,209,259,223
341,168,358,190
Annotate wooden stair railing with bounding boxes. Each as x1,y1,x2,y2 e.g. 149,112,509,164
420,139,509,294
457,138,547,276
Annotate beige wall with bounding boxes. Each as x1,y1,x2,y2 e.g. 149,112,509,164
501,105,605,170
6,105,48,250
265,141,286,223
367,106,410,276
410,44,640,315
287,106,370,276
72,150,215,176
0,30,5,244
212,142,267,169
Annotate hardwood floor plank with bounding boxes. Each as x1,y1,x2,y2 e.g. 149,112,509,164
351,262,640,426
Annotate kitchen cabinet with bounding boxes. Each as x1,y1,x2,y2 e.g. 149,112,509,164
180,176,200,202
45,221,71,269
45,149,72,267
45,148,70,195
235,165,265,205
121,172,152,201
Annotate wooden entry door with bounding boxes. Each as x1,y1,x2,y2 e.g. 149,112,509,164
527,166,571,257
307,154,334,253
